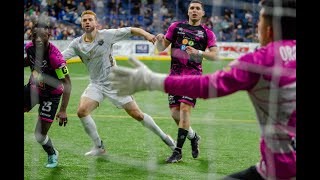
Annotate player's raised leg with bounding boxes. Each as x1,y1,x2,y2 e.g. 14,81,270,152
122,100,176,151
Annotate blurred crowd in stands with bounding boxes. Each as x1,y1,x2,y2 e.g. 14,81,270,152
24,0,260,42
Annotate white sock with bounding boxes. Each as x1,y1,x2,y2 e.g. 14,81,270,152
39,135,49,145
80,115,102,147
187,126,196,139
140,113,167,140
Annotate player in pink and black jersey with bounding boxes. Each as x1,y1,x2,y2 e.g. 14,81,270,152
24,20,72,168
155,0,220,163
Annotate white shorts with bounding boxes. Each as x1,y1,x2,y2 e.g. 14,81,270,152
81,83,133,108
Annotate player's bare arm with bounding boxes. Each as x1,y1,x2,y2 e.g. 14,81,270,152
186,46,219,61
155,34,171,52
55,66,72,127
131,27,156,44
202,46,220,61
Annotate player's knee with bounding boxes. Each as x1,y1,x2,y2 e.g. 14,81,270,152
128,110,144,121
180,104,191,113
77,108,89,118
34,132,46,144
180,108,189,115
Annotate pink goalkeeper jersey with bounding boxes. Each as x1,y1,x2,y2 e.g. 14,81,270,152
164,40,296,179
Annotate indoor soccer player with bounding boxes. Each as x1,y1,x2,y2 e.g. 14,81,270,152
62,10,176,156
24,19,72,168
154,0,220,163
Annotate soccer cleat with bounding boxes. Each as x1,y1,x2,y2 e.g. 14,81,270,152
163,135,176,151
190,133,201,158
85,140,106,156
166,150,182,163
46,149,59,168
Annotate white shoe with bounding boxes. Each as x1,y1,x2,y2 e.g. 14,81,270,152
163,135,176,151
85,147,106,156
85,141,106,156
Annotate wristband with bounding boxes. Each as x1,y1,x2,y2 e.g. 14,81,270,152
198,50,203,57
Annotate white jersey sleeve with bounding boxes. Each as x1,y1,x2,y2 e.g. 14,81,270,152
62,38,79,60
103,27,132,44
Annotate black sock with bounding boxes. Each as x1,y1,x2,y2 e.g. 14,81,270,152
41,138,55,155
175,128,188,153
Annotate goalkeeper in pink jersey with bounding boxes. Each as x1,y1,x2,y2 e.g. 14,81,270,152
109,0,296,179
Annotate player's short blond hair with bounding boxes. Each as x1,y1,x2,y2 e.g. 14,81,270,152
80,10,97,20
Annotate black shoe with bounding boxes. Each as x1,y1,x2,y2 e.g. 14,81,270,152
166,150,182,163
190,134,201,158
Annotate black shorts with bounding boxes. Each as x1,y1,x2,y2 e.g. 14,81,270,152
24,84,62,123
168,94,197,108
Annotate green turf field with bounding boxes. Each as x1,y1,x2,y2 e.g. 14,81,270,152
24,60,260,180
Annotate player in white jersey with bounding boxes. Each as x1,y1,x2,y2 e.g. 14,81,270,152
62,10,176,156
